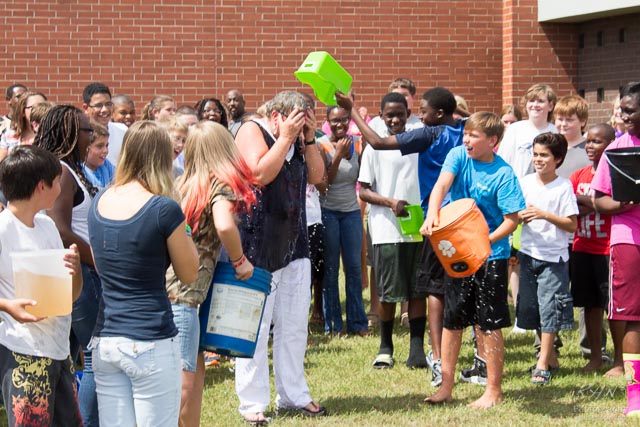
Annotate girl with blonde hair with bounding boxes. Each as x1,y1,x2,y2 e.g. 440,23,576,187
88,120,199,426
165,120,257,426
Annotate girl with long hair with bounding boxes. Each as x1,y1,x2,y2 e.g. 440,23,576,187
166,120,257,426
87,120,198,426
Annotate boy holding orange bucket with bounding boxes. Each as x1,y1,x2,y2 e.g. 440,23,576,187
421,112,525,408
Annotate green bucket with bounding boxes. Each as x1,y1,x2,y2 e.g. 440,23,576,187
398,205,424,236
294,51,352,105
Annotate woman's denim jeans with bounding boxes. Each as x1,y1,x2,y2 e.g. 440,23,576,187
321,208,368,334
91,336,182,427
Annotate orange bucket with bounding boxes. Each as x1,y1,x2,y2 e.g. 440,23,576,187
427,198,491,278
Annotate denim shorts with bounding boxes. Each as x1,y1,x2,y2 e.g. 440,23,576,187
171,303,200,372
516,252,574,333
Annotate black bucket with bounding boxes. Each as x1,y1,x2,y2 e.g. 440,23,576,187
606,147,640,202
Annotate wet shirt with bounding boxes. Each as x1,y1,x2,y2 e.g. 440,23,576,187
166,178,236,306
239,122,309,273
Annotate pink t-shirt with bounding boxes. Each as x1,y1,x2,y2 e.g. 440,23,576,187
591,133,640,246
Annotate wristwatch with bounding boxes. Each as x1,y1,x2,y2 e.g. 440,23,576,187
304,138,316,146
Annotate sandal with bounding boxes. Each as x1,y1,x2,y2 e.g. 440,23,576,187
242,412,270,426
372,353,394,369
298,401,327,417
531,368,551,385
528,364,559,375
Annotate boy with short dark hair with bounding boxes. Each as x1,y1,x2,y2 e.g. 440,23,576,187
516,132,578,386
337,87,464,387
358,92,425,370
422,112,525,408
0,145,82,426
569,123,616,374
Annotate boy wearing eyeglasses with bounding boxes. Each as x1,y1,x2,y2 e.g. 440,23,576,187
81,83,127,165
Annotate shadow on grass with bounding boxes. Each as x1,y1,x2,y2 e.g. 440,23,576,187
508,382,621,418
318,392,437,415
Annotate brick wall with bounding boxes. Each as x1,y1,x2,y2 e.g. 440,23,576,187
578,13,640,126
502,0,577,112
2,0,577,119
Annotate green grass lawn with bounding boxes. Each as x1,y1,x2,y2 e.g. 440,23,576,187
2,292,636,426
197,316,634,427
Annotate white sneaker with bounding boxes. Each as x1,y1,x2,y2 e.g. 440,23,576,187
511,319,528,334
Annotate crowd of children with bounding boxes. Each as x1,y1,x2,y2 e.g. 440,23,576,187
0,77,638,425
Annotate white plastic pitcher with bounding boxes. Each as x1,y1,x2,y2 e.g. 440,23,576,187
10,249,73,317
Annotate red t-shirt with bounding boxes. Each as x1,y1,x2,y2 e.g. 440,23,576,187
570,165,611,254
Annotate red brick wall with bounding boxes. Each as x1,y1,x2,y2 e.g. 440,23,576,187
502,0,577,113
2,0,577,119
578,13,640,126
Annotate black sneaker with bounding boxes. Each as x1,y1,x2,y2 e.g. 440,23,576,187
460,356,487,385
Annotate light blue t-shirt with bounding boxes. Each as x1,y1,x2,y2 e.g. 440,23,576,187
83,160,115,189
396,121,465,212
442,145,526,260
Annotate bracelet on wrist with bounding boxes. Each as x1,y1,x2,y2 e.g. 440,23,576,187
231,254,247,268
304,138,316,146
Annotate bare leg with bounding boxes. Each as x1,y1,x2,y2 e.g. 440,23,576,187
424,328,461,404
582,307,604,372
605,319,626,377
179,352,206,427
428,294,444,360
509,261,519,307
470,327,504,409
535,332,559,379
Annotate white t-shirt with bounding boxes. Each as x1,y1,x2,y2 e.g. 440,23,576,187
497,120,557,179
107,121,128,165
518,174,579,263
368,114,423,135
358,121,423,245
0,210,71,360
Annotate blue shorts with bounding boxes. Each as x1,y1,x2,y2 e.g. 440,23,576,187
516,252,574,333
171,303,200,372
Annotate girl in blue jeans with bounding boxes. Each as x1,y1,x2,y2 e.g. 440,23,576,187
318,106,369,336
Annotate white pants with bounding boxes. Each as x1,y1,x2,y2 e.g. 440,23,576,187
235,258,313,414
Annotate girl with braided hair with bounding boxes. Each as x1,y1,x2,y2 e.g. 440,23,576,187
34,104,102,426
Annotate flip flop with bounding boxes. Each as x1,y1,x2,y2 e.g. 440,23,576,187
372,353,394,369
242,412,271,426
298,402,327,417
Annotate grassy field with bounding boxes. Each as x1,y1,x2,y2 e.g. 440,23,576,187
197,317,634,427
2,297,636,426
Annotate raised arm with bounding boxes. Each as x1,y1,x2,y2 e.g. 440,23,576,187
335,91,400,150
421,171,455,236
235,109,305,186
